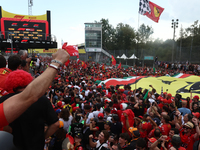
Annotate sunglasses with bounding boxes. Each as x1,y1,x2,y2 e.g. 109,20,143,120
183,126,190,130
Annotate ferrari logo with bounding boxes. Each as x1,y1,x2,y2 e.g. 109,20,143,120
154,6,160,17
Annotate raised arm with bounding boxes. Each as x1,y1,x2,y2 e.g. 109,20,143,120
3,49,69,125
192,118,200,140
150,135,167,150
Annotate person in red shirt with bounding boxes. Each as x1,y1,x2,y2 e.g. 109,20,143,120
148,115,171,138
162,128,179,149
175,117,200,150
160,115,171,136
0,55,21,90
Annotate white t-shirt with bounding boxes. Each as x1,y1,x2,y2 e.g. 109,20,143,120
96,140,108,150
59,115,73,132
36,58,40,67
85,89,90,96
148,98,155,104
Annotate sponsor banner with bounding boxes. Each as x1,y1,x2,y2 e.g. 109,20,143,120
28,49,58,54
99,75,200,99
28,49,85,54
2,8,47,20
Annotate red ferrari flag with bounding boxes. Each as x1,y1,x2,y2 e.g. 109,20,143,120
82,61,87,69
111,55,116,66
146,1,164,23
62,42,79,58
139,0,164,23
117,63,121,69
82,61,85,67
102,64,105,70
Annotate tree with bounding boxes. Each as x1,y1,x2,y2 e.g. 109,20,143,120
137,24,154,44
95,18,116,50
115,23,136,51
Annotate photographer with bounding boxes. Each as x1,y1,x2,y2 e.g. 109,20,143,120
18,50,32,73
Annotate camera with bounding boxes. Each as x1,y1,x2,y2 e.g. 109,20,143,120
31,57,37,61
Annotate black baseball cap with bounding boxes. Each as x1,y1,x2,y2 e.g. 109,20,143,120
105,121,112,126
75,133,83,139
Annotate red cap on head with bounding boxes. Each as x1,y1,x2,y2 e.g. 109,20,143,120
192,112,200,118
141,122,148,130
167,93,172,98
57,101,62,107
163,92,167,95
98,113,104,119
193,95,199,100
120,89,124,93
138,116,143,119
149,137,157,143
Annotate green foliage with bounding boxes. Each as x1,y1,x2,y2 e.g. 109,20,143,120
137,23,154,44
115,23,136,50
95,18,200,63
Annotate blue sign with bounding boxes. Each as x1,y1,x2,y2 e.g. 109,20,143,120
144,56,154,60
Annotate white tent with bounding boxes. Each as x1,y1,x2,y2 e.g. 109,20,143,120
117,56,120,58
120,54,128,59
128,54,137,59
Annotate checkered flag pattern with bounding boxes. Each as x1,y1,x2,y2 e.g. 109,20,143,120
139,0,151,15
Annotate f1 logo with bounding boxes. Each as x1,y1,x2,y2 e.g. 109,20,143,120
11,23,18,26
21,40,28,43
23,23,28,27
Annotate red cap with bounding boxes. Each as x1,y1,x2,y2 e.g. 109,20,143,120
98,113,104,119
167,93,172,98
193,95,199,100
138,116,143,119
57,101,62,107
73,107,79,112
192,112,200,118
163,92,167,95
148,137,157,143
141,122,148,130
120,89,124,92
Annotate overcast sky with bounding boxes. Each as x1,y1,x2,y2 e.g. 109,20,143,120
1,0,199,48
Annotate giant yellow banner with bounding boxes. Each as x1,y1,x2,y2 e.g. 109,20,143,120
99,75,200,99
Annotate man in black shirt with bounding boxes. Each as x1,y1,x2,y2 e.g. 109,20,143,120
134,100,145,117
168,103,176,128
111,114,122,137
0,70,59,150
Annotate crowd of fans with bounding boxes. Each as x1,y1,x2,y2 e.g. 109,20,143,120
156,61,200,75
0,50,200,150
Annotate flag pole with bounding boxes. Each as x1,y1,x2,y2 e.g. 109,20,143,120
135,5,141,91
